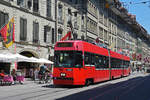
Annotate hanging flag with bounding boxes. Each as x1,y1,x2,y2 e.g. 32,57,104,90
60,31,71,41
0,25,7,41
0,17,15,48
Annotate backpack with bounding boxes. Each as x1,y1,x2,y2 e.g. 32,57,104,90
39,66,45,75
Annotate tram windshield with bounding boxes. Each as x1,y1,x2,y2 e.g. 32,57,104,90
54,51,83,68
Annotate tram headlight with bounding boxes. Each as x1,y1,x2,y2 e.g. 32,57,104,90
60,73,66,77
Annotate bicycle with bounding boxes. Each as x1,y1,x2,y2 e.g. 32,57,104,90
38,73,53,84
44,73,53,84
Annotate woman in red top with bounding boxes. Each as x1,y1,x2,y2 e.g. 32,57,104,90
0,70,5,77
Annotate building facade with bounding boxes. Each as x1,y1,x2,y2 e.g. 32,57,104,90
0,0,56,73
58,0,150,69
0,0,55,58
56,0,86,41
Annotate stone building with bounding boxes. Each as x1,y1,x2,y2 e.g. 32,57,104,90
56,0,86,41
58,0,150,69
0,0,55,75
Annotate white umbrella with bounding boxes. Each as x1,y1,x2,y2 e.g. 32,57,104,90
38,58,54,64
0,53,32,62
13,53,31,62
28,57,40,63
0,52,54,64
0,53,16,62
28,57,53,64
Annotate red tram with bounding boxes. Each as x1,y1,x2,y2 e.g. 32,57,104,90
53,40,130,85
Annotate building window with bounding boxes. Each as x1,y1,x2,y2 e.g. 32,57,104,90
44,25,51,43
81,16,84,26
27,0,32,9
0,12,8,42
17,0,28,8
52,28,55,44
69,0,72,3
0,12,9,28
17,0,24,5
99,27,103,39
47,0,51,17
58,28,63,41
20,18,27,41
33,0,39,12
104,30,107,41
58,4,63,22
67,9,72,26
33,22,39,43
75,0,78,4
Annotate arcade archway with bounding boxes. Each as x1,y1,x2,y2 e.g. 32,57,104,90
18,51,39,78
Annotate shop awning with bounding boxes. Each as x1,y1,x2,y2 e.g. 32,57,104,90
37,58,54,64
28,57,54,64
0,53,16,62
0,53,54,64
0,53,30,62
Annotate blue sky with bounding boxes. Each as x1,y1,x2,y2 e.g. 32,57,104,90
120,0,150,34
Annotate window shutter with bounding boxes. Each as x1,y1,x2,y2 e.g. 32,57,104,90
47,26,51,43
52,28,55,44
44,26,47,42
20,18,24,41
33,22,36,42
36,23,39,43
24,19,27,41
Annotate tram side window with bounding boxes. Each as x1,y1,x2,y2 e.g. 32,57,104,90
127,61,130,68
124,61,130,68
84,52,91,65
118,59,122,68
91,54,95,65
93,54,108,69
123,60,126,68
111,58,115,68
120,60,123,68
94,55,101,68
111,58,124,68
102,56,109,68
74,51,83,67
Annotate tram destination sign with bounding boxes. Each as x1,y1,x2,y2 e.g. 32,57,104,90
57,42,73,47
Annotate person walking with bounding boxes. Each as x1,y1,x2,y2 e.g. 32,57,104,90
11,69,16,84
34,67,39,81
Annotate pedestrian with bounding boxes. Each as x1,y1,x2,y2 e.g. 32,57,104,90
34,67,39,81
11,69,17,84
0,70,5,80
29,68,33,79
